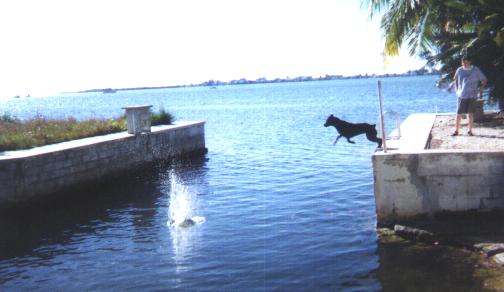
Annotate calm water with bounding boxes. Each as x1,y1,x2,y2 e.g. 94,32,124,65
0,76,495,291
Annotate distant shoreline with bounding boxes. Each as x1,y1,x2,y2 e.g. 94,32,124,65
68,69,440,94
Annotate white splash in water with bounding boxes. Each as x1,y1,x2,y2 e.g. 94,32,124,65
167,171,205,272
167,171,205,228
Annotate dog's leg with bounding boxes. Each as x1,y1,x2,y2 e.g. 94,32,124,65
366,130,382,147
368,136,382,147
333,135,342,145
346,138,356,144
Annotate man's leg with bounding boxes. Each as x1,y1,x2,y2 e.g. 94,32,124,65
468,113,474,134
467,98,477,135
453,98,463,135
454,114,461,135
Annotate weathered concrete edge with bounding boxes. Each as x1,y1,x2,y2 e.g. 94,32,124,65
372,115,504,227
0,121,205,160
0,121,206,204
386,113,437,152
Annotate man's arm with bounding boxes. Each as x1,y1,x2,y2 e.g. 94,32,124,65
454,69,459,90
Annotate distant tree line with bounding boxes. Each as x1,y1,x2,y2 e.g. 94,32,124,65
77,69,437,94
365,0,504,106
197,69,437,87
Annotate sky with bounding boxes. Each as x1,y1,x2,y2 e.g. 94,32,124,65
0,0,425,97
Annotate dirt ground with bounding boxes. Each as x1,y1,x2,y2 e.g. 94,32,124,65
429,111,504,150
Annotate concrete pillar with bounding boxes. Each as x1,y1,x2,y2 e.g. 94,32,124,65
122,105,152,134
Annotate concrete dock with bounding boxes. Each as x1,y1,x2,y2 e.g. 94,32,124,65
373,112,504,226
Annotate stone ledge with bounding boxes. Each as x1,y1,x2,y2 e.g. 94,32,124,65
0,121,205,160
0,121,206,203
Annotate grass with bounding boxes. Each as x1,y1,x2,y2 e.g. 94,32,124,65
0,109,175,151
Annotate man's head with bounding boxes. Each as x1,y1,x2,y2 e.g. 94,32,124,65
461,55,472,68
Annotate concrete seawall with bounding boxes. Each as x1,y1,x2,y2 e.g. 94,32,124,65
373,150,504,226
0,121,206,204
373,114,504,226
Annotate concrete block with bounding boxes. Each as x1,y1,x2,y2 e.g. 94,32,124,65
63,160,73,168
98,151,109,159
455,195,481,211
54,160,66,169
0,160,15,172
480,197,504,209
0,170,14,180
70,164,86,173
438,192,457,211
122,105,152,134
26,174,41,184
417,153,500,176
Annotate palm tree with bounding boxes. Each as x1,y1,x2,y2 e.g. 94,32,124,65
364,0,504,106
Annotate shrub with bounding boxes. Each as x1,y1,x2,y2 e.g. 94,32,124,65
1,113,19,123
151,108,174,126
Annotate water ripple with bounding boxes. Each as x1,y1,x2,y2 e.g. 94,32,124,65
0,76,470,290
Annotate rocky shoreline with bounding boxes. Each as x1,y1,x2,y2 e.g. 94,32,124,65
378,220,504,290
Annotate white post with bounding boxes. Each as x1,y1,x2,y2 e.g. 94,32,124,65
378,81,387,152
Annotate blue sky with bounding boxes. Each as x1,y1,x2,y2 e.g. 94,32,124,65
0,0,425,97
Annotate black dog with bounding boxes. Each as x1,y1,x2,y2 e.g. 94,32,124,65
324,114,382,147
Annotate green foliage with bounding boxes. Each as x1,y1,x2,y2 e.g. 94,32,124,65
151,108,174,126
0,108,176,151
364,0,504,104
0,115,127,151
1,113,19,123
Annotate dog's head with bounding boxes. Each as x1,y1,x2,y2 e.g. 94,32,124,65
324,114,340,127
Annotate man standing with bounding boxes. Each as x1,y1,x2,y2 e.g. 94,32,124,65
452,55,487,136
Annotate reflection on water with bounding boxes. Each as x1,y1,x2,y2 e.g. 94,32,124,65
1,77,498,290
167,171,205,273
0,166,158,259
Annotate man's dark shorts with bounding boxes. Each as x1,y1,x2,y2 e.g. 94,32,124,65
457,98,478,114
